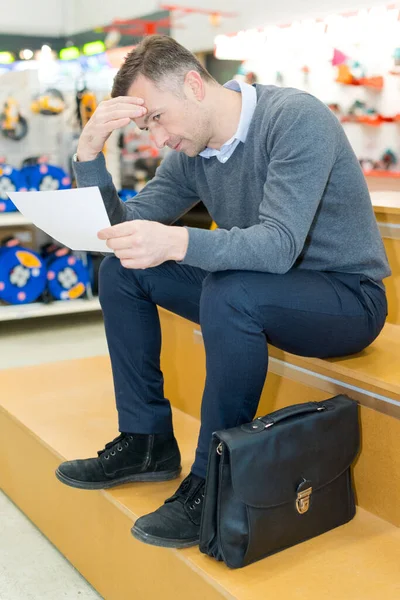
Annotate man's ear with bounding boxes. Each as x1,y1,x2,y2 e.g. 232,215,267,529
184,70,205,102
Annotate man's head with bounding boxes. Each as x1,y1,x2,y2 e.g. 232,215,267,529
111,35,218,156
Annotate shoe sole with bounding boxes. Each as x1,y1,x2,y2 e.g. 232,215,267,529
55,467,182,490
131,524,199,549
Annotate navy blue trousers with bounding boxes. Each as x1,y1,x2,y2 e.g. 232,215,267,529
99,257,387,478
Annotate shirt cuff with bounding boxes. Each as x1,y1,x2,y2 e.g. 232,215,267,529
73,152,110,188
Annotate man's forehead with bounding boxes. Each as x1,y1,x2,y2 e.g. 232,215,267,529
127,75,162,101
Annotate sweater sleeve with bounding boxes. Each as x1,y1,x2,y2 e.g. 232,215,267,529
73,150,200,226
181,94,340,273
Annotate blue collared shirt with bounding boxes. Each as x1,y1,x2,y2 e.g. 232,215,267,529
199,80,257,164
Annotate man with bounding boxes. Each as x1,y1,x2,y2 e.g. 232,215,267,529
56,35,390,549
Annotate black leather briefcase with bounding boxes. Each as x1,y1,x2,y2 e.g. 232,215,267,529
199,395,360,569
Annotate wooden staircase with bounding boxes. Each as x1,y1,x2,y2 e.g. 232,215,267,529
1,195,400,599
0,352,400,600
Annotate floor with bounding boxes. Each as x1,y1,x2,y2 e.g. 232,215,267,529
0,312,108,600
0,312,108,370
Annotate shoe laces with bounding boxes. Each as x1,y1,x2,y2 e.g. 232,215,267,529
97,433,133,460
165,473,205,510
188,488,205,511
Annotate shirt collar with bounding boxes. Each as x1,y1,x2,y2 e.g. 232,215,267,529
222,79,257,144
199,80,257,158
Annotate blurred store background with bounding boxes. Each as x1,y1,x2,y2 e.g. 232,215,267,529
0,1,399,321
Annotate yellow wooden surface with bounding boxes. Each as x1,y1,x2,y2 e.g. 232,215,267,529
369,193,400,324
159,309,400,407
269,321,400,400
1,357,400,600
371,191,400,217
369,192,400,323
375,209,400,223
0,408,225,600
380,237,400,325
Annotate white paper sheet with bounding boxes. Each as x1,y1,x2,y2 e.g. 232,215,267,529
7,186,111,252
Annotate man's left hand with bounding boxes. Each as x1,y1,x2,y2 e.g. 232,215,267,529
98,220,189,269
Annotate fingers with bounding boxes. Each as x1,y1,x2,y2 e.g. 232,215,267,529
114,249,132,259
102,118,131,132
121,259,137,269
93,108,146,130
105,96,145,105
107,107,147,119
79,98,147,157
98,221,140,240
120,258,148,270
99,107,147,121
105,236,135,251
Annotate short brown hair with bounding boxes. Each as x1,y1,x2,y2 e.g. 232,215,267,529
111,35,216,97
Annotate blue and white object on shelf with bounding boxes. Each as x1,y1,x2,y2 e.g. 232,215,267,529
21,163,71,192
43,246,89,301
0,243,47,304
0,164,28,212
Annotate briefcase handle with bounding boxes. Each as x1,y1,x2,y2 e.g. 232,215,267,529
242,402,325,433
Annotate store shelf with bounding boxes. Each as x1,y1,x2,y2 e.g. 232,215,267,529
0,213,32,227
0,298,101,322
341,118,399,125
364,171,400,178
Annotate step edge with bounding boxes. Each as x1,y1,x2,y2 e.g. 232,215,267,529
284,352,400,399
0,405,234,600
268,356,400,420
0,404,67,462
2,397,400,597
183,317,400,401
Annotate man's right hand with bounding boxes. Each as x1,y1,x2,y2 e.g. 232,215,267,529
77,96,147,162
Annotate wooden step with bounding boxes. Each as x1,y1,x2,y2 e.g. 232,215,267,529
158,310,400,527
371,192,400,325
1,356,400,600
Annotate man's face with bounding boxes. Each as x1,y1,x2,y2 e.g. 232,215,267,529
128,74,211,157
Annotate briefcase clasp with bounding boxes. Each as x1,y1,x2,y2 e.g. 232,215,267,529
296,486,312,514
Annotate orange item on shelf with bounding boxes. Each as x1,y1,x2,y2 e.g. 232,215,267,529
336,65,356,85
358,76,384,89
357,115,381,126
336,70,384,90
342,115,396,125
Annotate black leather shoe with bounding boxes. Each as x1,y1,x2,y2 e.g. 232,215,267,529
131,472,205,548
55,432,181,490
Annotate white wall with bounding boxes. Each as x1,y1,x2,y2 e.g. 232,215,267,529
0,0,158,36
214,4,400,168
0,0,395,44
172,0,395,51
0,0,68,36
69,0,160,35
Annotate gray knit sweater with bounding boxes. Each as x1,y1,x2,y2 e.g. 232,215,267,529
73,84,391,284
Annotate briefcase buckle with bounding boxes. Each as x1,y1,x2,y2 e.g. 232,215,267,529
296,486,312,514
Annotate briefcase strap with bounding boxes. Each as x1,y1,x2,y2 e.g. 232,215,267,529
241,401,325,433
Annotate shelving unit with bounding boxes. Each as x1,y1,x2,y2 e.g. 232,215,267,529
0,298,101,322
364,170,400,178
0,213,32,226
0,212,102,322
341,118,400,125
365,172,400,192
